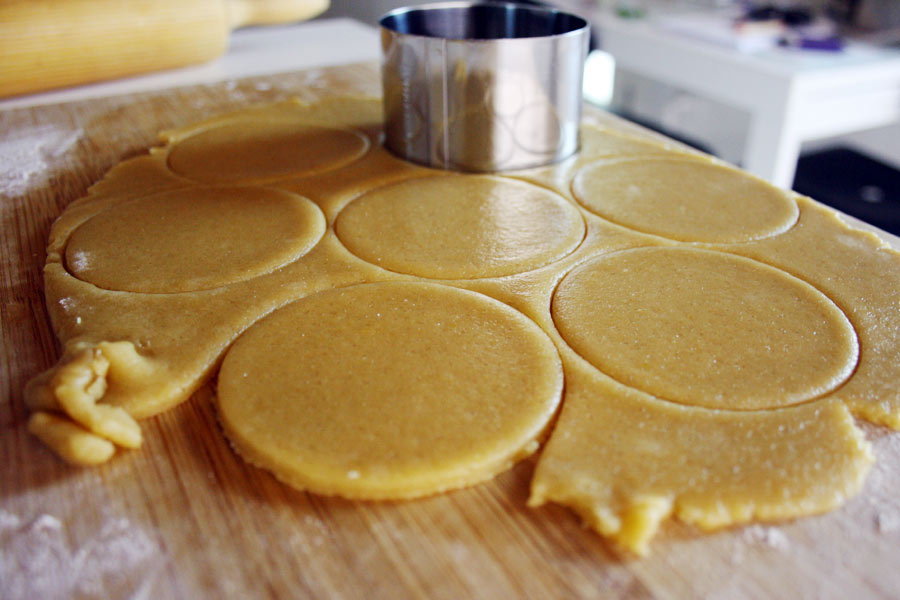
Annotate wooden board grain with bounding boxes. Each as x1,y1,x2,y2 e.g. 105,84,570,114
2,62,900,599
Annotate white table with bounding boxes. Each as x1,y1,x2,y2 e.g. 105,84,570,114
0,18,380,112
591,11,900,188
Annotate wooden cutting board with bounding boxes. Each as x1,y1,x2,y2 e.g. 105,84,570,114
2,62,899,599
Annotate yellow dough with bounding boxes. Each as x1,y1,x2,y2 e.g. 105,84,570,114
167,118,369,184
335,175,585,279
65,186,325,293
552,247,858,410
27,412,116,466
528,377,873,556
25,95,900,556
572,156,799,243
217,281,563,499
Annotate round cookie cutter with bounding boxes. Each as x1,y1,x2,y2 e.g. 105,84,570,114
380,2,589,172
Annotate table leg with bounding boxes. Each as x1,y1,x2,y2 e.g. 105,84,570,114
743,101,802,189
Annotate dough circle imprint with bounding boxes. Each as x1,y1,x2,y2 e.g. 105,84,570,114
572,157,799,243
65,186,326,293
167,120,369,184
217,281,564,499
335,175,585,279
552,247,859,410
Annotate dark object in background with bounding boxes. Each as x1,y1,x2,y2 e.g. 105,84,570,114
746,4,813,26
793,147,900,235
782,8,814,26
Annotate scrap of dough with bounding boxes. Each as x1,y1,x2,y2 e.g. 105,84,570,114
572,157,799,243
529,370,874,556
25,344,142,451
335,175,585,279
552,247,859,410
66,186,325,293
217,281,564,499
27,412,116,466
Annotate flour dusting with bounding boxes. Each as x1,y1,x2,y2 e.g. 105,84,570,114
292,69,328,90
0,514,72,600
727,523,791,566
875,511,900,533
58,297,78,312
859,432,900,536
0,511,165,600
71,517,161,599
0,508,22,529
741,524,790,551
67,250,92,272
0,124,82,197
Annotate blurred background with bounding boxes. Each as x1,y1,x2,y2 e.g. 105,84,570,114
320,0,900,233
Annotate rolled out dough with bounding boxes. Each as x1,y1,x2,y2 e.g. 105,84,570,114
66,186,325,293
218,281,563,499
552,246,858,410
572,156,799,243
335,174,585,279
25,95,900,556
167,119,369,184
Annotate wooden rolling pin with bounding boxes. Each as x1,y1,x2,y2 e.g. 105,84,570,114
0,0,330,98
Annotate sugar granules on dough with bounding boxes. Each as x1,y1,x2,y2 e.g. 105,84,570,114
0,124,81,198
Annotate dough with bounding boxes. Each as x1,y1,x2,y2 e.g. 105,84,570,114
335,175,585,279
217,281,563,499
572,157,799,243
66,186,325,293
552,247,858,410
528,378,873,556
167,119,369,184
25,95,900,555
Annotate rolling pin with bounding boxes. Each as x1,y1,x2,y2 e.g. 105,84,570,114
0,0,330,98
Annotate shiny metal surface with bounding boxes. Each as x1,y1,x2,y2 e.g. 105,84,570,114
380,2,589,172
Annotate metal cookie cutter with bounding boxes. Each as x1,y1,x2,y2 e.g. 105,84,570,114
380,2,589,172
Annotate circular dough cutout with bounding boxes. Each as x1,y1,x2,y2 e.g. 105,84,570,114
217,281,563,499
335,175,585,279
572,157,798,243
66,186,325,293
552,247,858,410
167,120,368,184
